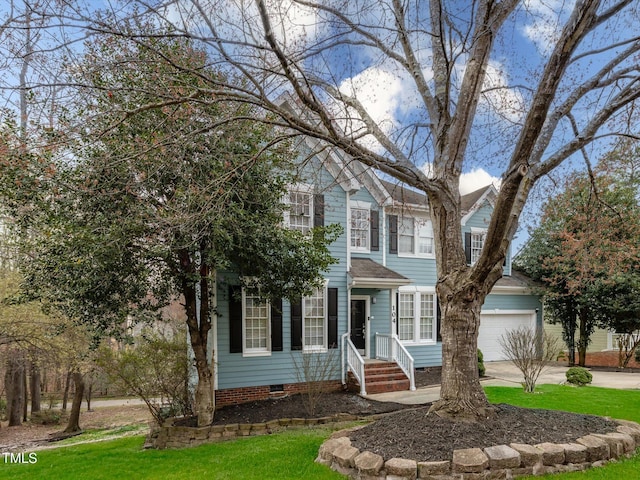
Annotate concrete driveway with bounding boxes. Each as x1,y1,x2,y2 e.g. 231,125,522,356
366,361,640,405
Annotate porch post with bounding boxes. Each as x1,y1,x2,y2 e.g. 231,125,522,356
390,288,397,336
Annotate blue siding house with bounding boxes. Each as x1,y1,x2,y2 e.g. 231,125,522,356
211,141,542,406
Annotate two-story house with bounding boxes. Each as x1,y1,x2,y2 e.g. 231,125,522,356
210,139,542,407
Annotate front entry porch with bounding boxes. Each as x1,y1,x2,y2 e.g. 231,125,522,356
344,258,416,395
346,359,411,394
341,332,416,395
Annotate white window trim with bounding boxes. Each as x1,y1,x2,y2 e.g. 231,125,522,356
349,200,371,253
398,216,435,259
302,280,329,353
284,183,313,233
470,227,487,265
241,288,272,357
397,286,437,345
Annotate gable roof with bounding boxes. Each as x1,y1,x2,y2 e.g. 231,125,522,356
379,180,497,218
461,185,498,225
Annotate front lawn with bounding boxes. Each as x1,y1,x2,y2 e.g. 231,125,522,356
485,385,640,479
0,428,343,480
1,385,638,480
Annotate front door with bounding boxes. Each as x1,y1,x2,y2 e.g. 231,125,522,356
350,298,367,351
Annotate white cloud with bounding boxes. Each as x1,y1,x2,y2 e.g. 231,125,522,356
420,164,501,195
521,0,576,54
481,61,525,124
335,66,412,151
459,168,501,195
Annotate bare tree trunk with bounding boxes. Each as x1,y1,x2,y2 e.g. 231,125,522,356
64,372,84,433
429,283,494,421
30,362,41,413
84,382,92,412
62,368,71,411
578,310,588,367
181,251,214,427
23,366,28,422
5,354,25,426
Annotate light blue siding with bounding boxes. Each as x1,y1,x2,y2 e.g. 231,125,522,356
210,152,540,390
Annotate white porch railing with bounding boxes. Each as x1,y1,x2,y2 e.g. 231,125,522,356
341,333,366,396
375,333,416,391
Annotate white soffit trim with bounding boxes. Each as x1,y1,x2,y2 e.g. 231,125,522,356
461,185,498,226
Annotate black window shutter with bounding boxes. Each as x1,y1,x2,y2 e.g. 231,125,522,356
271,298,283,352
389,215,398,254
327,288,338,349
313,194,324,227
464,231,472,265
370,210,379,251
229,285,243,353
291,298,303,350
436,300,442,342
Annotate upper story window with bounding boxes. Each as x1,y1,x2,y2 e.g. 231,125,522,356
350,200,372,252
398,216,434,257
469,228,487,265
284,184,322,234
289,191,313,234
351,208,370,250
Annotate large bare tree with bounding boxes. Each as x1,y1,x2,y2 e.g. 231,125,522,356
7,0,640,421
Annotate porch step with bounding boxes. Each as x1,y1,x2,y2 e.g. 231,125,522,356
347,361,410,394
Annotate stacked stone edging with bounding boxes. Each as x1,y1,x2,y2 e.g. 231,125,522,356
316,419,640,479
149,412,378,449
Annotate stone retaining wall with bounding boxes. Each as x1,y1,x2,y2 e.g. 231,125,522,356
149,412,367,449
317,419,640,479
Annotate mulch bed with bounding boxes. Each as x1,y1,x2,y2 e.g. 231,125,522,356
180,363,627,464
209,366,443,425
349,404,619,462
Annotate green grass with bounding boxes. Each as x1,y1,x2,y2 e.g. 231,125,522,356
485,384,640,422
485,385,640,479
54,424,148,446
2,386,639,480
0,428,343,480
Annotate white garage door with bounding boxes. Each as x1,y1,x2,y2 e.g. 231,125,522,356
478,312,536,361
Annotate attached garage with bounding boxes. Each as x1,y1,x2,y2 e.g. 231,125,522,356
478,310,537,361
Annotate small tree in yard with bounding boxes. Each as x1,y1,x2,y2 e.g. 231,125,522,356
291,350,340,417
499,326,561,393
7,29,339,427
96,323,192,425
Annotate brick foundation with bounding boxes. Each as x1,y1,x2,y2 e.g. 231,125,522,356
215,381,343,407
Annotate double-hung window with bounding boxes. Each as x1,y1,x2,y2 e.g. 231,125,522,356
398,216,435,257
287,190,313,234
242,288,271,356
397,288,437,343
303,286,326,351
399,218,415,254
470,229,486,265
350,206,370,251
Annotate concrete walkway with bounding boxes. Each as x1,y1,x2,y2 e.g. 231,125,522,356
366,361,640,405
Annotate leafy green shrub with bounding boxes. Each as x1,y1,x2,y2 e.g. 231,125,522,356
478,349,485,377
634,347,640,364
566,367,593,386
